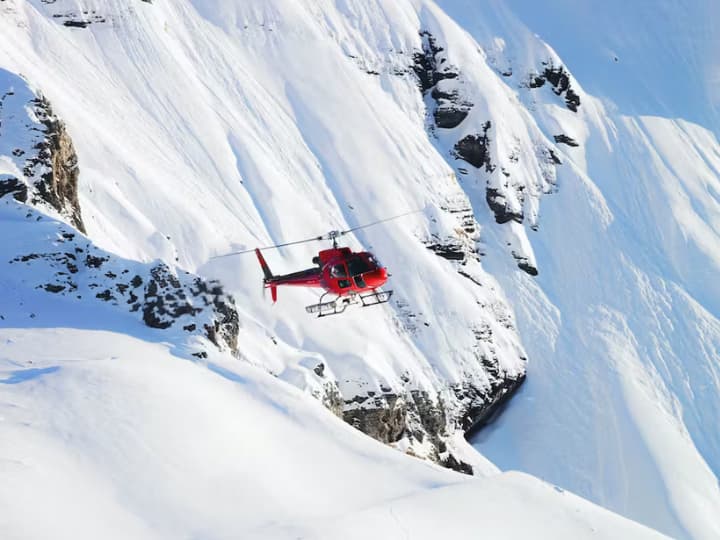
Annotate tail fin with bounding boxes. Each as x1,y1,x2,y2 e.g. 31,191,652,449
255,249,278,303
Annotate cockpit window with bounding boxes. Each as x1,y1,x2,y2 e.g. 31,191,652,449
331,264,347,277
347,255,372,276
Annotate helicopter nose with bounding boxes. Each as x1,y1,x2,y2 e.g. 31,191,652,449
364,267,388,288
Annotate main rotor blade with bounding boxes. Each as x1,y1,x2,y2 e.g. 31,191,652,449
209,234,326,259
209,208,424,260
338,208,424,237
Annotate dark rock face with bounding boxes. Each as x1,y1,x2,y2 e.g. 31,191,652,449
422,199,479,269
412,31,473,130
516,259,539,276
0,71,85,233
486,187,523,224
554,134,579,147
453,121,495,172
8,214,240,354
52,10,108,28
432,87,473,129
336,369,526,475
342,389,476,472
0,177,27,202
425,243,465,261
412,31,454,92
344,393,407,444
528,62,581,112
29,96,85,232
461,373,526,437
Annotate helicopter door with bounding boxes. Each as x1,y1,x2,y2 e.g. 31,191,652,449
347,255,371,289
331,263,351,289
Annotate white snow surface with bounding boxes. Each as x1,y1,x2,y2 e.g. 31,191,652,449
0,328,663,540
1,0,719,538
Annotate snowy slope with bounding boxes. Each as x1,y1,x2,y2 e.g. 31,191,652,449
0,327,665,539
502,0,720,133
454,5,720,539
1,0,720,538
0,0,530,467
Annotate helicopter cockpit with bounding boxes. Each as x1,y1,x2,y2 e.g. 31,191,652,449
328,253,380,289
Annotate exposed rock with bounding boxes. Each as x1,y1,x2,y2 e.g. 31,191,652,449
0,69,85,232
424,242,465,261
28,96,85,232
319,381,344,418
412,31,473,129
412,31,455,92
464,373,526,437
486,187,523,224
344,393,407,444
527,62,581,112
432,87,473,129
554,134,579,147
335,371,525,475
511,251,539,276
9,218,240,354
43,283,65,293
0,177,27,202
453,121,494,172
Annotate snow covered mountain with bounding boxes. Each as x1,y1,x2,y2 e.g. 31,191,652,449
1,1,719,538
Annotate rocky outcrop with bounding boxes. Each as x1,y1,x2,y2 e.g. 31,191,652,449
554,134,579,147
0,69,85,232
453,121,495,172
0,177,27,201
424,241,466,260
528,62,581,112
412,31,473,130
7,208,239,354
512,251,539,276
486,187,523,224
28,95,85,232
334,369,526,474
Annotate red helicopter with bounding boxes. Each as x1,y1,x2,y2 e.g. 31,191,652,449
214,211,419,317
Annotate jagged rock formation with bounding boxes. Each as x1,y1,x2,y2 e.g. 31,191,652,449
453,121,495,172
339,369,525,474
5,204,239,354
410,32,553,276
527,62,581,112
554,134,579,147
412,31,473,130
0,69,85,232
486,187,523,224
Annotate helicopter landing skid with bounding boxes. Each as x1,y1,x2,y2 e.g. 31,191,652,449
305,290,393,317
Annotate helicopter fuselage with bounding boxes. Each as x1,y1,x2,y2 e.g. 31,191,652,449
256,247,388,302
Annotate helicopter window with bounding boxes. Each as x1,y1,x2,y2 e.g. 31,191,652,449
354,275,367,288
338,279,351,288
331,264,347,278
347,256,371,276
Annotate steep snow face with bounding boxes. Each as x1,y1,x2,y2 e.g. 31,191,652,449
0,0,531,468
452,5,720,539
2,0,720,538
477,113,720,540
502,0,720,133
